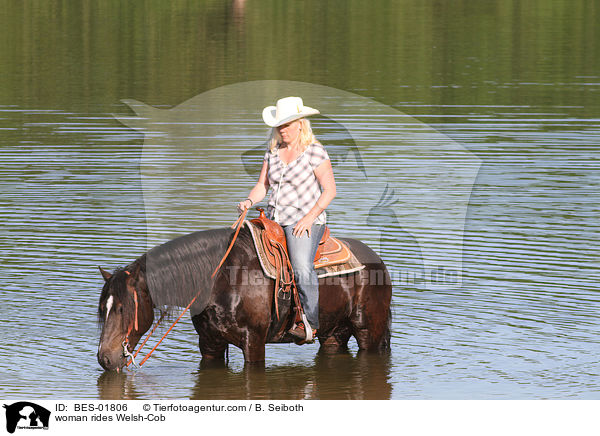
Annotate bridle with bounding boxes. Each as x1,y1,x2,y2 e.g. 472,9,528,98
120,280,140,366
118,208,249,369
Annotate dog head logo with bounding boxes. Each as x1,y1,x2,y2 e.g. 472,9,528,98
115,80,480,289
3,402,50,433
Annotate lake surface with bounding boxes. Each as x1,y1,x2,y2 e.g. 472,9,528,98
1,0,599,400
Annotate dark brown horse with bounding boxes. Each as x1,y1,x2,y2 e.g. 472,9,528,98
97,226,391,371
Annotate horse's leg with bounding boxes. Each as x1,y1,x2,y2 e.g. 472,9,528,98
352,304,392,353
318,322,352,354
238,328,266,363
352,314,391,353
351,268,392,353
194,314,267,364
192,312,228,361
317,278,353,354
198,335,228,360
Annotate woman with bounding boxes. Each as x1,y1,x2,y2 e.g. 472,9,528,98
237,96,336,343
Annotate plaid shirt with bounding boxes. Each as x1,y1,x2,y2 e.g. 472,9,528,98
264,142,330,226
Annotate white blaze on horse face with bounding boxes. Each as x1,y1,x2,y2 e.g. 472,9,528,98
98,295,115,355
105,295,114,322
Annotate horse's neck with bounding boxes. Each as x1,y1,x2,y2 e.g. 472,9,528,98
143,228,234,313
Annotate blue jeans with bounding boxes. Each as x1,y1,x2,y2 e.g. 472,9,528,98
282,223,325,330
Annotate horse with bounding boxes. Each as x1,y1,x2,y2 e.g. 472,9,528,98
97,226,392,371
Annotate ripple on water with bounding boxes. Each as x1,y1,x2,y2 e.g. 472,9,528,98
1,107,599,399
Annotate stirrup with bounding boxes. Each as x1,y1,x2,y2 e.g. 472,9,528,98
301,314,314,343
289,315,315,344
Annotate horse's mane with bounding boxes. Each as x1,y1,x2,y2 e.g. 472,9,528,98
138,227,234,314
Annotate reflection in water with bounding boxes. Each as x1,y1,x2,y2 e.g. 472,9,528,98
190,353,392,400
231,0,246,28
97,371,143,401
4,101,600,400
96,352,392,400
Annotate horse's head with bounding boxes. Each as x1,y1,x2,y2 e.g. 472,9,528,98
97,263,154,371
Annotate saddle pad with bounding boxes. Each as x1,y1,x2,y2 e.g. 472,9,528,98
244,221,365,280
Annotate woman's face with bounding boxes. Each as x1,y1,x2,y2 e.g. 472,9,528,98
277,119,302,144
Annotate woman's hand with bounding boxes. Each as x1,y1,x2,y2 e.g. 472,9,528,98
237,199,253,214
292,214,316,238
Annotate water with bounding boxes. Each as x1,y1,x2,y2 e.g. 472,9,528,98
1,1,599,400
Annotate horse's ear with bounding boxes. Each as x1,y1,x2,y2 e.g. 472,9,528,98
98,266,112,281
124,263,141,278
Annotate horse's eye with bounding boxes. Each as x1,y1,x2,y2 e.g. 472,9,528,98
118,306,124,314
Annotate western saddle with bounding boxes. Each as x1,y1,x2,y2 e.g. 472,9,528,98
249,208,352,325
251,207,352,272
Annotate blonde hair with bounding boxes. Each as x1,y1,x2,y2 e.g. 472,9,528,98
268,118,319,153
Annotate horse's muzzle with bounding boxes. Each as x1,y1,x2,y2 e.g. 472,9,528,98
97,350,125,372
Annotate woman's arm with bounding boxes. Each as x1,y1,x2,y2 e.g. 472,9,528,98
311,159,336,214
237,159,270,212
292,159,336,237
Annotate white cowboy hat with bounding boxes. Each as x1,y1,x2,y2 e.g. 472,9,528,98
262,96,320,127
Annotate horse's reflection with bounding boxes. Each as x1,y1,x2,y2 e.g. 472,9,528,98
97,371,143,400
97,352,391,400
191,352,392,400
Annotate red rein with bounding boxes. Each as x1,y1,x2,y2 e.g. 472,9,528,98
124,208,248,368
